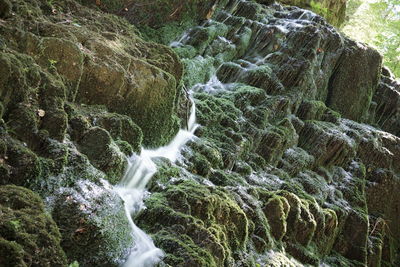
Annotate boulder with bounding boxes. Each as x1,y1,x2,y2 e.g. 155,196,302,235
49,180,133,266
0,185,67,267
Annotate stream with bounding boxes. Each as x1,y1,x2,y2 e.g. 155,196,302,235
115,99,198,266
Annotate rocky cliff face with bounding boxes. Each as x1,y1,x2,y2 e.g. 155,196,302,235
0,0,399,266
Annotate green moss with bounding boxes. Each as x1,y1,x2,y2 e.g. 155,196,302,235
77,57,181,147
0,102,4,119
154,230,217,267
118,0,216,29
0,52,40,110
139,20,195,45
78,127,127,184
182,56,216,89
137,179,249,265
94,112,143,153
0,185,67,266
257,118,298,165
298,121,356,167
0,134,42,186
208,169,247,186
147,158,181,190
297,100,341,123
115,140,133,156
51,180,133,266
263,195,290,241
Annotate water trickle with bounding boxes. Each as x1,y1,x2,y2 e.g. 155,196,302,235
115,100,198,267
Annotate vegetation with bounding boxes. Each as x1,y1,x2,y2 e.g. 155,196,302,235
0,0,399,266
343,0,400,78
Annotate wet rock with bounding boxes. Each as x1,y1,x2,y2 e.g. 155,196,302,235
140,0,400,265
262,195,290,241
334,209,369,264
49,180,133,267
78,127,127,184
136,179,249,266
0,185,67,267
326,39,382,122
367,217,386,267
373,75,400,137
298,121,356,167
0,135,41,186
1,0,400,266
280,0,347,26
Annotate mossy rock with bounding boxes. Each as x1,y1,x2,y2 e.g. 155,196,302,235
137,179,249,266
78,0,131,12
278,0,347,27
0,184,67,267
257,118,299,165
263,195,290,241
0,134,41,186
118,0,217,28
36,37,84,100
93,112,143,153
50,180,133,266
78,127,127,184
333,209,369,264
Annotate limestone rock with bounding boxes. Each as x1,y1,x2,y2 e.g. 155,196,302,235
78,127,127,184
373,74,400,137
326,39,382,121
0,185,67,267
118,0,218,28
49,180,133,267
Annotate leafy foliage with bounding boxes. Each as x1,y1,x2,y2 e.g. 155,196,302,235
343,0,400,78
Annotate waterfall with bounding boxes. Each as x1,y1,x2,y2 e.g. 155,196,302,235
115,100,198,267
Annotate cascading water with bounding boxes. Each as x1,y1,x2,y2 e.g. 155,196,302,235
113,2,326,266
115,99,198,267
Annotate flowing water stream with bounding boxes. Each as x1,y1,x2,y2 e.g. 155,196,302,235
114,100,198,267
112,2,321,265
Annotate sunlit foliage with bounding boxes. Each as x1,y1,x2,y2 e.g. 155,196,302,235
343,0,400,78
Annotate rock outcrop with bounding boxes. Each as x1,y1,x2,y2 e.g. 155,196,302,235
0,0,185,265
278,0,347,26
0,185,67,266
132,1,399,266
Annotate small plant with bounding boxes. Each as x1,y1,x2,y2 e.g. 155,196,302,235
9,219,21,230
68,261,80,267
310,0,330,18
48,59,58,72
48,59,58,67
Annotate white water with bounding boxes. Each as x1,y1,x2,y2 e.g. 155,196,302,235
115,99,198,267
